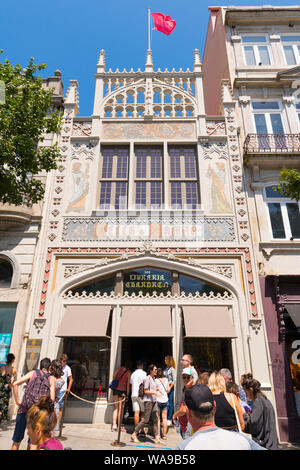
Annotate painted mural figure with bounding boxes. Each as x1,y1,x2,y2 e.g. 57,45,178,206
67,162,89,213
207,161,232,214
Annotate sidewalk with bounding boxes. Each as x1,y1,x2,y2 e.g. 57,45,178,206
1,419,299,451
0,420,181,450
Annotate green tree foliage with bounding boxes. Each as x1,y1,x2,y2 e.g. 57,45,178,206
0,52,62,205
277,168,300,202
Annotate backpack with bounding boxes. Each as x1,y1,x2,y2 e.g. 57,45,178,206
21,369,51,412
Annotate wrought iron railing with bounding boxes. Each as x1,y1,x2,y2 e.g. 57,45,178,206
244,134,300,154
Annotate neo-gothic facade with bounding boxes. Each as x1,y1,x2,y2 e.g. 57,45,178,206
1,48,275,427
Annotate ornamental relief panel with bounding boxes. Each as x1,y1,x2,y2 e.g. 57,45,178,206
201,142,233,215
101,122,196,140
62,215,236,242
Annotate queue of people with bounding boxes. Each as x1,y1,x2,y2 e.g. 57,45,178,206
0,350,280,450
173,364,279,450
0,353,73,450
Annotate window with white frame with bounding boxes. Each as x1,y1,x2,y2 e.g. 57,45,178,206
134,146,163,209
241,35,271,66
251,101,287,150
265,185,300,239
295,102,300,126
99,147,129,209
252,101,285,134
281,35,300,65
169,146,199,209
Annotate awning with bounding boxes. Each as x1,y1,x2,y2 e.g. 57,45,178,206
56,305,111,337
182,306,237,338
284,303,300,330
119,306,172,337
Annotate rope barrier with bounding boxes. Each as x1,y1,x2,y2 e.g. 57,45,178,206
64,390,127,407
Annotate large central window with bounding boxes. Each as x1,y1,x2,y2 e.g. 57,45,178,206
99,145,199,210
135,147,162,209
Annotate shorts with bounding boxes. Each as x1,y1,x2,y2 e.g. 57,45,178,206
58,390,66,409
131,396,144,412
12,412,27,443
157,401,169,412
113,389,127,398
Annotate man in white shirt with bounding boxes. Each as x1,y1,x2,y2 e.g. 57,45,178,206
130,361,147,429
175,384,266,451
58,354,73,426
180,354,198,385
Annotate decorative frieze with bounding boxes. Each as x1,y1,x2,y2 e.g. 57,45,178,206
62,214,236,242
101,122,196,140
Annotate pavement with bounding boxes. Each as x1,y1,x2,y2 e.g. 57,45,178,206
1,419,300,451
0,420,181,451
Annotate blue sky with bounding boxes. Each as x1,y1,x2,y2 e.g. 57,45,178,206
1,1,299,115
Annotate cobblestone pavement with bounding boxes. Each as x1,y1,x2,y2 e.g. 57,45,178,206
1,420,299,451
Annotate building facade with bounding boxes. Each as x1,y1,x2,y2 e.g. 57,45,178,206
3,50,274,430
0,71,63,418
202,5,300,442
3,48,276,426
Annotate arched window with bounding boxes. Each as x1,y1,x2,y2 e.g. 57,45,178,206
0,260,13,288
179,273,226,296
265,185,300,239
69,275,115,296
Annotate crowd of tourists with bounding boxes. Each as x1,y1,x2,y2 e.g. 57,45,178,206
111,354,279,450
0,350,279,450
0,353,73,450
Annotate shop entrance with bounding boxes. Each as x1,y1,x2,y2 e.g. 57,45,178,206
121,337,172,371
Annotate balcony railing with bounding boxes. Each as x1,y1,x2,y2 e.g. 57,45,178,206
244,134,300,155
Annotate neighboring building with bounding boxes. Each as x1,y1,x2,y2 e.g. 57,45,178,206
12,48,275,426
0,71,63,417
202,4,300,442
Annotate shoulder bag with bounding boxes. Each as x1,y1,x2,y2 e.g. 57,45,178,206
230,393,252,438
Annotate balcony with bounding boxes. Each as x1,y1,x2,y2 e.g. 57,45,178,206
0,203,41,231
244,134,300,169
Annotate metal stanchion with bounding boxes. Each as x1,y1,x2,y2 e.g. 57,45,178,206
111,394,126,447
58,391,69,441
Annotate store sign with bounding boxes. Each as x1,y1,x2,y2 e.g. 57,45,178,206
25,339,42,372
124,269,172,294
63,215,236,242
0,334,12,365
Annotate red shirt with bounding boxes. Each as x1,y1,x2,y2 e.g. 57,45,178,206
115,367,130,391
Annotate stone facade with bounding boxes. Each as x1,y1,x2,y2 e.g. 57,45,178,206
4,49,274,427
203,5,300,442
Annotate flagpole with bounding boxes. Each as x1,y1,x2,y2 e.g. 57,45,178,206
148,7,151,50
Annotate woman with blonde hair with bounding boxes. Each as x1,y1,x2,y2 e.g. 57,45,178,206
26,396,63,450
164,355,176,426
208,371,245,432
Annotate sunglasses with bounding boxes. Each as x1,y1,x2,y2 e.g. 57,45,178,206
182,375,191,379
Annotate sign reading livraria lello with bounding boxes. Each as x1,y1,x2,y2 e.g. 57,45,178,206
124,269,172,295
62,215,236,242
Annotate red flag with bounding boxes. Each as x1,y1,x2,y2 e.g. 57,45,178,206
151,12,176,36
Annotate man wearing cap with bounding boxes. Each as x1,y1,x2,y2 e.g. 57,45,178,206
175,385,266,450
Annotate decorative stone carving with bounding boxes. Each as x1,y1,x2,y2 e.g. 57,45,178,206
187,259,233,279
206,121,226,136
72,121,92,136
62,215,236,242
